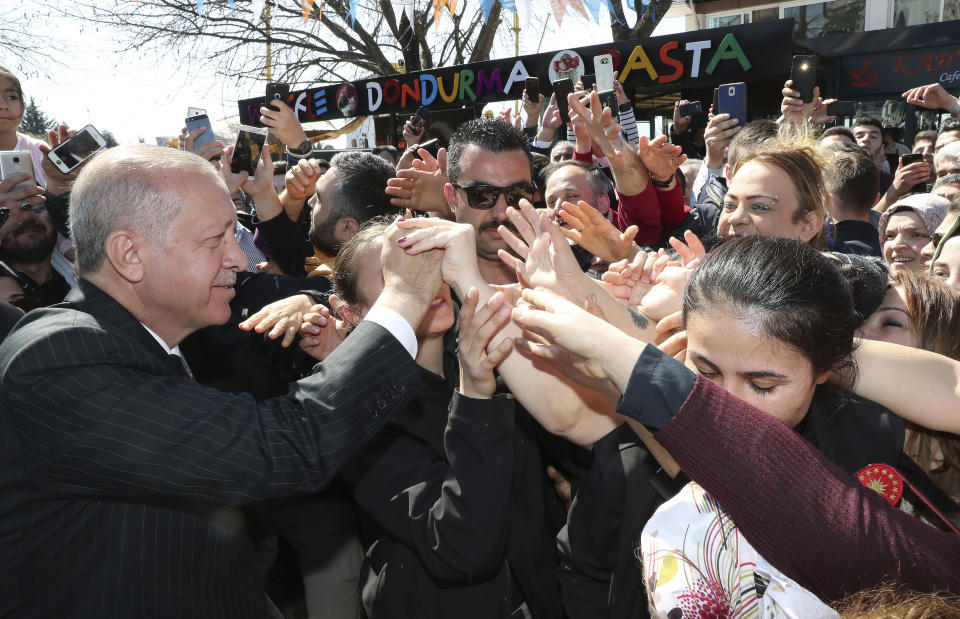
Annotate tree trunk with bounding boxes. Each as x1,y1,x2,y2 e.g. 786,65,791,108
610,0,673,41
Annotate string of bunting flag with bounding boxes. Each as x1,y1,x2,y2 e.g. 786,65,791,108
192,0,646,28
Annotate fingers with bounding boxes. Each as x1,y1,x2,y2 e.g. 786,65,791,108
497,223,530,261
654,309,684,334
504,205,536,246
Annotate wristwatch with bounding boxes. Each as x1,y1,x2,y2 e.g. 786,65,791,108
649,174,675,188
288,138,313,156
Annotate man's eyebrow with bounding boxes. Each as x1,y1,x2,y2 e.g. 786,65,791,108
742,370,788,379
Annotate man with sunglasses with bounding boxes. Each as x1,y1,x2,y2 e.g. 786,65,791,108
443,118,539,285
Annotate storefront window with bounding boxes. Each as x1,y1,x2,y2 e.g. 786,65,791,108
785,0,865,37
752,7,779,22
944,0,960,21
893,0,941,25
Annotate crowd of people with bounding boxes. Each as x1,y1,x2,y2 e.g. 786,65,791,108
2,55,960,618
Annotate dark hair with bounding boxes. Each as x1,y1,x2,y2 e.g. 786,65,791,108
822,126,855,142
446,118,532,183
825,149,880,216
727,119,778,170
0,66,24,101
853,116,883,134
913,129,937,148
825,141,871,158
272,160,287,176
683,236,858,376
940,117,960,136
332,217,391,308
540,160,613,203
372,145,399,161
327,151,397,225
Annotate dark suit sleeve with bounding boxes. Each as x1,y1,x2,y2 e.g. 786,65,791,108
6,319,420,505
342,392,515,580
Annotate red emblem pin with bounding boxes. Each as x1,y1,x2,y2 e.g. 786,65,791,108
857,464,904,505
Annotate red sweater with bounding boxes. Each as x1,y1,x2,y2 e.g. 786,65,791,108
615,182,687,247
654,376,960,602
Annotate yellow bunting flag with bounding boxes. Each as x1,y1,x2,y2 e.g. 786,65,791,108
302,0,315,20
433,0,458,28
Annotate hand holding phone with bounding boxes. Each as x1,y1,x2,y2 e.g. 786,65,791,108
525,77,540,101
716,83,747,128
48,125,108,174
0,152,36,194
265,82,290,112
678,101,702,117
790,55,817,104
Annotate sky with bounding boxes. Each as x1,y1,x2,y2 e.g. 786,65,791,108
7,1,684,146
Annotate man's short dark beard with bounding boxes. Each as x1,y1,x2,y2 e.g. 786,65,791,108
0,223,57,264
308,222,340,257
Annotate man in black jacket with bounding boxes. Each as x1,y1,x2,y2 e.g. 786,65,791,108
0,144,442,618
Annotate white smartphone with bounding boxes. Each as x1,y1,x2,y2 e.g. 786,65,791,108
0,151,36,192
594,54,615,92
187,107,207,117
49,125,108,173
230,125,268,178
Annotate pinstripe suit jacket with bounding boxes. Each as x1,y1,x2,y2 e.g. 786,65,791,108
0,280,421,618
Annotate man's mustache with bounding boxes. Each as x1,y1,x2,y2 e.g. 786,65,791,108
12,222,46,236
479,219,519,236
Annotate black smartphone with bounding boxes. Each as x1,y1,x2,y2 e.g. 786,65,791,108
265,82,290,111
901,153,924,167
580,74,596,90
712,88,719,114
716,82,747,127
231,125,268,177
678,101,702,117
597,90,618,114
553,78,574,124
826,101,857,117
412,106,432,131
525,77,540,100
790,55,817,103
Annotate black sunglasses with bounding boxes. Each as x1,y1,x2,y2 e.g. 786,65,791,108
0,207,8,229
451,181,537,210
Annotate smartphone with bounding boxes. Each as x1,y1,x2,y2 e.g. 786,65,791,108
712,88,719,114
678,101,702,117
901,153,924,167
553,78,574,124
579,74,596,91
716,82,747,127
265,82,290,111
594,54,615,92
48,125,108,174
187,106,206,117
525,77,540,100
0,151,35,192
826,101,857,117
790,55,817,103
411,106,432,131
231,125,268,177
184,114,217,149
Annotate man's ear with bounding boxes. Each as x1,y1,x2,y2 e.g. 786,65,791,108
444,183,458,213
334,217,361,244
596,193,611,215
104,230,147,283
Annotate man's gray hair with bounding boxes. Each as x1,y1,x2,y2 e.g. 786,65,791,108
69,145,222,275
934,141,960,170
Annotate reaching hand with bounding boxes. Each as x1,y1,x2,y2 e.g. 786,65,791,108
283,158,325,202
299,304,348,361
703,112,740,169
178,125,225,166
258,99,309,147
386,147,450,216
395,216,482,292
567,90,621,156
241,144,275,201
496,200,586,296
558,200,637,263
654,310,686,362
781,80,836,126
522,91,544,128
457,287,513,399
601,249,670,307
0,173,44,212
380,219,445,328
673,100,693,134
667,230,707,267
218,145,249,196
238,293,316,348
902,83,960,113
402,116,426,146
637,135,686,183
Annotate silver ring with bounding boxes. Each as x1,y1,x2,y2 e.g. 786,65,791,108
19,200,29,208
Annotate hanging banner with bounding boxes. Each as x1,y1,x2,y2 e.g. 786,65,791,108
238,20,793,124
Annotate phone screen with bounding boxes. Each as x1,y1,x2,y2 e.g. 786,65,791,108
52,130,102,170
231,127,267,177
525,77,539,100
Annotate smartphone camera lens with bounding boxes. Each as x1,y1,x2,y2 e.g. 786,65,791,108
12,157,19,163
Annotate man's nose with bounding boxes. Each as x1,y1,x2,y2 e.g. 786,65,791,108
224,233,248,272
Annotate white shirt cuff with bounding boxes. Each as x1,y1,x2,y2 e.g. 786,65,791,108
364,305,418,359
533,140,553,149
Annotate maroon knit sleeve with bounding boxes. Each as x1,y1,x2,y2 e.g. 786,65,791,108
654,375,960,602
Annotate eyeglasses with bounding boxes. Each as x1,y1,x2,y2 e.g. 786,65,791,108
451,181,537,210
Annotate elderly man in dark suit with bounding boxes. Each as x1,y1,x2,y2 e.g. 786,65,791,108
0,144,441,618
